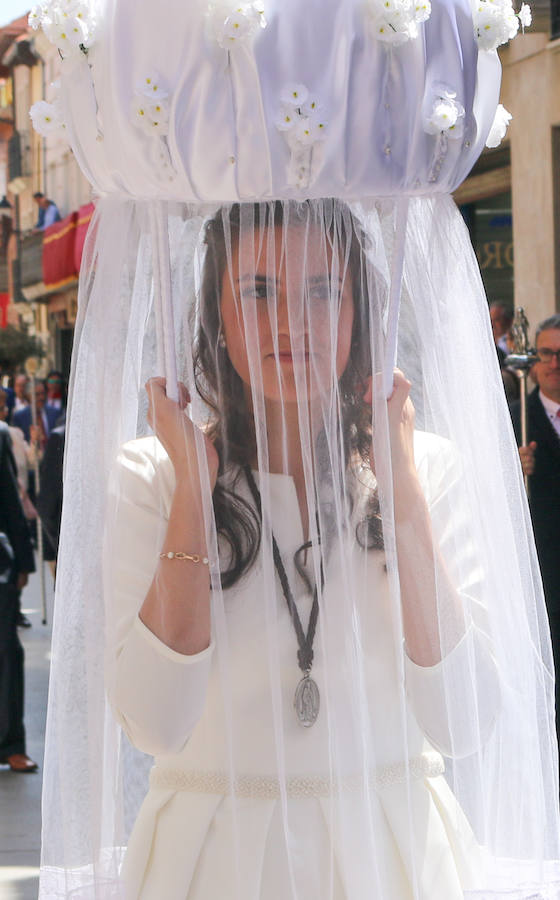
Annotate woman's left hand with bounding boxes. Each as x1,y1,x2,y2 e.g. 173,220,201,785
364,369,419,487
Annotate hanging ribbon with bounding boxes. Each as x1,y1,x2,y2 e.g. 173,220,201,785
383,197,409,398
151,201,178,402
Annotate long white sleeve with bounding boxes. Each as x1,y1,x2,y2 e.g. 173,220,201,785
104,437,214,757
404,433,501,758
405,623,500,758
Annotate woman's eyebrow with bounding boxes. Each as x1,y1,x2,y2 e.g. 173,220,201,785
306,274,345,286
236,273,273,285
235,273,345,286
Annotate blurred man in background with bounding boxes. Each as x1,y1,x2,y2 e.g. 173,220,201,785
32,192,61,232
490,301,514,357
0,419,37,772
512,314,560,733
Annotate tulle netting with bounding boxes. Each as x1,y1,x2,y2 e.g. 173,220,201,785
39,194,560,899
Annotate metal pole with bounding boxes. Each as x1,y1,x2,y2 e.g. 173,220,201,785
518,369,530,494
504,307,537,498
519,373,528,450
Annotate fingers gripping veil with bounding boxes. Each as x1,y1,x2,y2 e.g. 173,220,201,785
38,1,560,898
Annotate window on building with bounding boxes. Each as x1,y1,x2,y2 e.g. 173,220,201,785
461,192,514,308
551,0,560,39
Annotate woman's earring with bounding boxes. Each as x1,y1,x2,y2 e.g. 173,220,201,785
218,331,226,349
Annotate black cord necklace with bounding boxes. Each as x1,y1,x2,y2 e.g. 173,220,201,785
245,466,323,727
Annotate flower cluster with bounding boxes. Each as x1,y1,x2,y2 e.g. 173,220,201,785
28,1,96,59
207,1,267,50
275,84,328,189
365,0,431,46
276,84,327,147
473,0,531,51
130,72,176,179
424,86,465,139
485,103,512,147
131,73,170,137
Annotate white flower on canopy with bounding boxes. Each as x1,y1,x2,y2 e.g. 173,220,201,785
56,0,87,17
424,89,465,138
275,107,297,132
275,85,328,186
28,5,46,29
365,0,429,44
413,0,432,22
426,100,457,132
485,103,512,147
59,0,95,35
504,5,521,35
518,2,532,26
370,19,408,42
137,72,170,101
446,117,465,139
29,99,64,136
30,1,96,51
280,84,310,108
221,11,255,42
42,16,89,56
208,1,267,49
276,85,328,147
293,116,328,146
131,96,170,136
474,0,520,49
301,98,322,117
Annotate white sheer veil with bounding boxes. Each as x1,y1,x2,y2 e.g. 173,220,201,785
36,1,560,898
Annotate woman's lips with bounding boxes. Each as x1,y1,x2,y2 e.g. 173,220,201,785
274,352,310,363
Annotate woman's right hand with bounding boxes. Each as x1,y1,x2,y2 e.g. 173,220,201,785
145,377,219,490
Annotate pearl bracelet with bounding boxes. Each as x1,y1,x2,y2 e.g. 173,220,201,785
159,551,209,565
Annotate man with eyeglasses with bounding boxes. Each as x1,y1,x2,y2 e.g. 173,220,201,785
512,314,560,734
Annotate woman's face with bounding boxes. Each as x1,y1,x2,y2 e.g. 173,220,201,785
220,223,355,405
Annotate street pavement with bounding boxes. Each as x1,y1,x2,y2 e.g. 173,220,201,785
0,566,55,900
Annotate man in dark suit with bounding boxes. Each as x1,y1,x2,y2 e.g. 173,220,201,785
12,380,59,445
0,421,38,772
511,315,560,732
36,422,65,577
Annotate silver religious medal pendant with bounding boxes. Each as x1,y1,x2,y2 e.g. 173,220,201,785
294,673,320,727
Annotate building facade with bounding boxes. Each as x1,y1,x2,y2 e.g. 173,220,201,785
0,14,92,378
454,0,560,333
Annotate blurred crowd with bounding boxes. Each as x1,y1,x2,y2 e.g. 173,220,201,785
0,370,66,773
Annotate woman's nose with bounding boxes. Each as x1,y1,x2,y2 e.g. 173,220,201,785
273,280,305,333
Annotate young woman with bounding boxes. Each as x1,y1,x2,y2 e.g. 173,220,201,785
104,201,500,899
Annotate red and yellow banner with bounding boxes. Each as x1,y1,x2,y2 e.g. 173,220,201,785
42,212,78,290
42,202,96,290
74,203,95,274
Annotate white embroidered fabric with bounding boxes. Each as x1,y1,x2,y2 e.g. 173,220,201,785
149,753,447,796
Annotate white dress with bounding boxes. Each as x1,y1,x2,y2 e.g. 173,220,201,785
104,434,500,900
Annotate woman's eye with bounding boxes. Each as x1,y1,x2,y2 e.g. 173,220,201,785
307,282,337,302
243,281,269,300
308,287,329,301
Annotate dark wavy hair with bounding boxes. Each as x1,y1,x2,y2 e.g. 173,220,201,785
193,200,382,589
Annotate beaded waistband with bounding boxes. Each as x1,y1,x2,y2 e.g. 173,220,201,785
150,752,444,799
